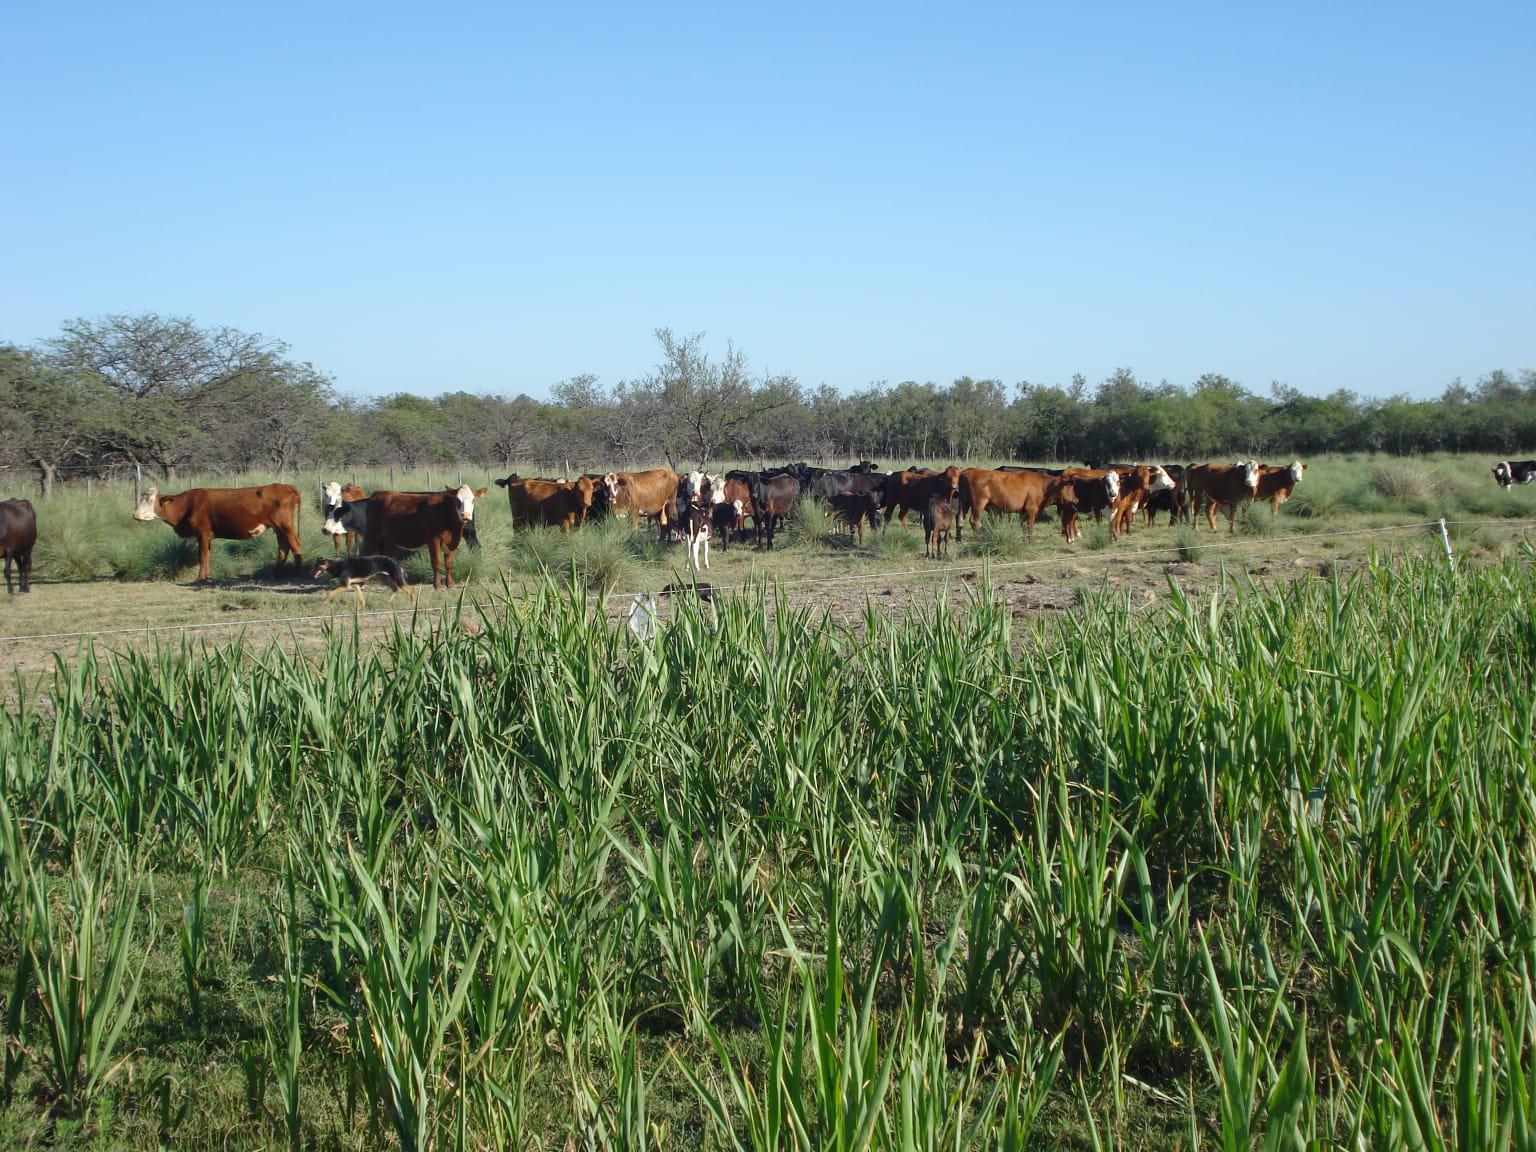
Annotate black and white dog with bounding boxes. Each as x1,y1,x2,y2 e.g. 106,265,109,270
1492,460,1536,488
312,555,416,604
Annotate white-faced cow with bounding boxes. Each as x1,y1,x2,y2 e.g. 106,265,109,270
133,485,304,581
359,484,486,590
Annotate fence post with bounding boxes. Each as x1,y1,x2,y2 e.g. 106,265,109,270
1438,518,1455,573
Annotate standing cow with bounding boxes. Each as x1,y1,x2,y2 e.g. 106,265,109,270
1,498,37,594
361,484,486,590
134,485,305,581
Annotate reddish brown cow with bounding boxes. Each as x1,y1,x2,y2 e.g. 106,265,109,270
497,475,595,532
1254,461,1306,514
603,469,680,534
882,466,960,525
958,467,1081,539
1057,469,1123,544
1186,461,1261,533
1109,466,1175,539
1,498,37,594
362,484,487,589
134,484,304,581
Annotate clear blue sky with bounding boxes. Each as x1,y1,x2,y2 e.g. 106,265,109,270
3,3,1531,401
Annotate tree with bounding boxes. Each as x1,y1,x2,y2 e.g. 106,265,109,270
0,345,116,496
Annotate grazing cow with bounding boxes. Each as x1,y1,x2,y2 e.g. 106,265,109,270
810,469,886,505
882,466,960,525
1109,466,1176,538
133,484,304,581
1186,461,1261,533
1,498,37,594
361,484,486,589
321,482,367,554
1254,460,1306,514
1493,460,1536,488
496,475,596,532
747,473,800,550
923,495,953,559
604,468,681,535
958,467,1089,540
1142,464,1191,527
830,490,884,544
1057,469,1123,544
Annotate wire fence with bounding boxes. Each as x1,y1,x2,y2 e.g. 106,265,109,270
3,516,1532,649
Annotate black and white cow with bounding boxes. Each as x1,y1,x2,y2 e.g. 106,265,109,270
1492,460,1536,488
683,470,726,570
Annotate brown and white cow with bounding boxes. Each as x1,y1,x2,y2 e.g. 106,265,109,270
1,498,37,594
1109,466,1176,538
1254,460,1306,514
496,475,595,533
360,484,486,589
1185,461,1261,533
1057,469,1123,544
134,485,304,581
321,482,366,554
604,468,680,535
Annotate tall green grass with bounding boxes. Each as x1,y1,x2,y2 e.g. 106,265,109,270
1,551,1535,1146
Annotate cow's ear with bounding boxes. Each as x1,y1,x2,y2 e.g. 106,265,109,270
475,487,488,497
444,484,457,492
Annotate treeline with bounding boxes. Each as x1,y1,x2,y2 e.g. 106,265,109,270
3,314,1533,495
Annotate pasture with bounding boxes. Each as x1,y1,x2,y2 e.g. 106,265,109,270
1,547,1534,1148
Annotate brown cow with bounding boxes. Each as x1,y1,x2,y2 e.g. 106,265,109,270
923,495,954,559
604,468,680,534
1254,460,1306,514
1186,461,1261,532
1,498,37,594
958,467,1087,539
882,466,960,525
321,481,366,554
134,485,304,581
1109,466,1175,539
361,484,486,589
1057,469,1123,544
496,475,595,532
830,490,884,545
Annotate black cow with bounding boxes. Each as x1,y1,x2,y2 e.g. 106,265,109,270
810,470,887,505
748,474,801,550
1,498,37,594
1142,464,1190,525
1493,460,1536,488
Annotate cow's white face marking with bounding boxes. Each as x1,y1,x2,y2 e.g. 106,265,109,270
1494,462,1511,486
733,499,744,515
1242,460,1260,490
708,474,726,504
1148,466,1174,492
322,481,342,508
1288,460,1305,485
454,483,476,522
133,489,160,522
1104,471,1121,500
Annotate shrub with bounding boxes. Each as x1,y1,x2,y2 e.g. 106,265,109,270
1173,527,1205,563
784,497,833,550
32,517,103,582
1369,462,1438,508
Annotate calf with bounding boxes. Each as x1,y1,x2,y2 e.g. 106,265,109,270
1142,464,1190,527
923,495,953,559
1057,470,1123,544
711,499,744,549
321,482,366,554
682,471,726,571
748,474,801,550
497,474,596,532
1,498,37,594
1254,460,1306,514
830,490,883,545
1493,460,1536,488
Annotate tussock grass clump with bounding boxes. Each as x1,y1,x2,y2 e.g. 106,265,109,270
871,520,923,560
1369,461,1439,508
32,516,104,582
783,496,833,549
961,512,1027,559
566,518,644,592
1173,526,1205,563
1081,521,1113,551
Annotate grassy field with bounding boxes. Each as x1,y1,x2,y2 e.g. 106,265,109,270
1,552,1534,1148
2,454,1534,677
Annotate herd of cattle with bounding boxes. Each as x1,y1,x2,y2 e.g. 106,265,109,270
0,457,1532,596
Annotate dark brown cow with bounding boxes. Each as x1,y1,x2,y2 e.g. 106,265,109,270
748,473,800,550
830,490,883,545
957,467,1084,539
321,482,366,554
1142,464,1191,527
923,495,954,559
1,498,37,594
1254,461,1306,514
603,468,680,534
134,485,304,581
1057,469,1123,544
1186,461,1261,533
496,475,595,533
720,475,754,537
361,484,487,589
882,466,960,525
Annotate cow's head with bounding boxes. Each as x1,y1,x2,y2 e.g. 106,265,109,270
1288,460,1306,485
1242,460,1260,490
133,488,162,522
603,473,628,516
706,474,726,504
1147,466,1175,493
865,491,885,530
321,482,348,535
1493,461,1512,488
943,465,961,498
684,470,706,500
324,500,359,537
1103,470,1121,500
574,475,596,508
446,483,486,523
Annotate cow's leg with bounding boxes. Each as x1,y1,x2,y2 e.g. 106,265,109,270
197,535,212,582
442,542,455,589
20,549,31,593
3,553,11,595
702,533,710,570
